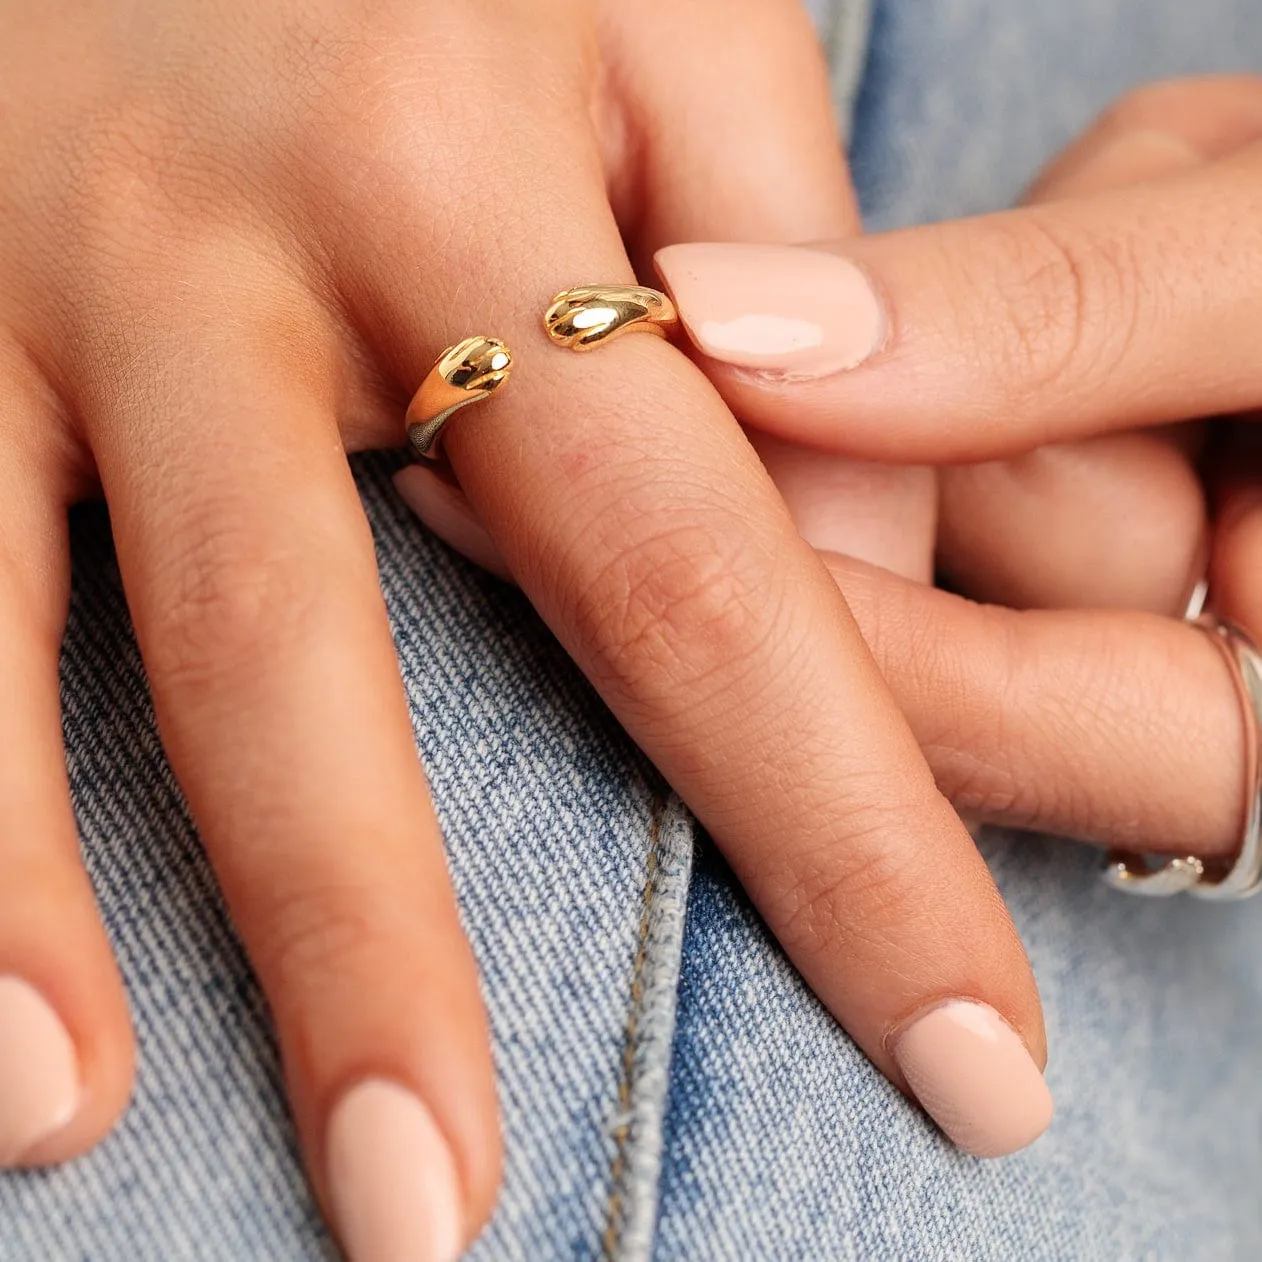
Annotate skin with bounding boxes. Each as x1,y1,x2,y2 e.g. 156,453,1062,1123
673,74,1262,640
937,77,1262,617
0,0,1016,1251
408,78,1262,914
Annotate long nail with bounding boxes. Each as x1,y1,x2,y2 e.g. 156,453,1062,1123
654,242,886,377
326,1078,463,1262
0,976,80,1165
889,1000,1053,1158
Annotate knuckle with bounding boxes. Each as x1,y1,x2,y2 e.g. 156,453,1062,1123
1094,76,1262,137
979,212,1141,409
573,505,788,704
253,880,383,996
906,605,1052,827
70,105,199,251
141,506,321,696
1098,79,1192,132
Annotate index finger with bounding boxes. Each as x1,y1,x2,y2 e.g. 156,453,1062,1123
354,55,1052,1155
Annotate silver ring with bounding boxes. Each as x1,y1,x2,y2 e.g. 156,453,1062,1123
1103,613,1262,900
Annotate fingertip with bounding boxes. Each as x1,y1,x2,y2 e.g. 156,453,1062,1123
1,956,137,1168
325,1078,467,1262
888,999,1053,1159
653,242,886,380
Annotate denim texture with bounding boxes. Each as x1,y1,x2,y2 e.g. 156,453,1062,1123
1,466,694,1261
1,2,1261,1260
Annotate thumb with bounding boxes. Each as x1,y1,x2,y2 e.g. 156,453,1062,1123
653,142,1262,463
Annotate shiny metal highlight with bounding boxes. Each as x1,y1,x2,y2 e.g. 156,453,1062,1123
406,336,513,462
543,285,678,352
1104,613,1262,900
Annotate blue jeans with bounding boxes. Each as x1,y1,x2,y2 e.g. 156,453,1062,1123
4,2,1262,1258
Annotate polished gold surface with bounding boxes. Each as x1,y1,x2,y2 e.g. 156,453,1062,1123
543,285,678,352
406,336,513,461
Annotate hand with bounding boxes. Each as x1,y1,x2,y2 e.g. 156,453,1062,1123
406,71,1262,1187
0,6,1049,1262
648,76,1262,634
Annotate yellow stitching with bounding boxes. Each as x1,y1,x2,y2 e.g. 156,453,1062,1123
602,797,663,1260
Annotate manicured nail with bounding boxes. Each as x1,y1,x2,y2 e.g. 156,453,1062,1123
326,1078,463,1262
655,242,886,377
889,1000,1052,1158
0,976,80,1165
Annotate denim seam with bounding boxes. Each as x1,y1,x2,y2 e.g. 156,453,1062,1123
601,791,694,1262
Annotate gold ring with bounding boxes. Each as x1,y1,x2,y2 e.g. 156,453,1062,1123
544,285,678,352
406,336,513,462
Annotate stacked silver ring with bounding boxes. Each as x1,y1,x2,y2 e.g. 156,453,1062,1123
1103,613,1262,900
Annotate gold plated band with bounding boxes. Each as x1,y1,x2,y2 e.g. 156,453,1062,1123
404,286,676,461
544,285,678,352
405,337,513,462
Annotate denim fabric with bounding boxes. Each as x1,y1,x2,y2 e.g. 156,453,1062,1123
655,2,1262,1259
2,3,1261,1261
805,0,872,140
849,0,1262,230
0,466,694,1262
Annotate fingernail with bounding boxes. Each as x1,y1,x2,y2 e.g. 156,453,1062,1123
326,1078,463,1262
0,976,80,1165
654,242,886,377
889,1000,1053,1158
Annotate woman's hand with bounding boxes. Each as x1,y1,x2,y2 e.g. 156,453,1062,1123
649,76,1262,633
0,2,1053,1258
405,69,1262,1195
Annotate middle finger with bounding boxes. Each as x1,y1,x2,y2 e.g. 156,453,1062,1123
347,35,1054,1156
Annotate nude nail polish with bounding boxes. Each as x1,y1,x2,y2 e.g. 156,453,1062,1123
0,976,80,1165
889,1000,1053,1158
654,242,886,377
326,1078,463,1262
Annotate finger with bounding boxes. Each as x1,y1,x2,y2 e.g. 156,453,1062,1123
0,369,133,1166
393,464,513,582
401,458,1250,858
602,0,935,580
1208,422,1262,638
383,477,1250,860
823,551,1248,857
1027,75,1262,201
402,0,936,580
355,41,1052,1157
937,79,1262,612
75,282,496,1259
937,428,1207,614
652,130,1262,463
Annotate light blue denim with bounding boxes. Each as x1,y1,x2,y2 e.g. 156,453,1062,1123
2,2,1262,1259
